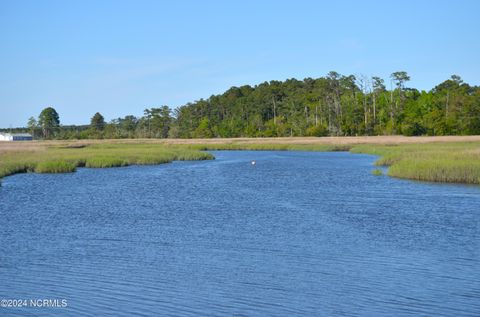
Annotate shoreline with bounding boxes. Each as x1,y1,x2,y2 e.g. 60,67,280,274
1,136,480,185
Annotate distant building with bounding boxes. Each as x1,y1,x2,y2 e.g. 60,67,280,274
0,132,33,141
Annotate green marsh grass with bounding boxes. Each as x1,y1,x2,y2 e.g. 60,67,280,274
0,143,214,181
35,161,77,173
171,150,215,161
352,142,480,184
195,141,480,184
85,157,129,168
1,140,479,185
371,169,383,176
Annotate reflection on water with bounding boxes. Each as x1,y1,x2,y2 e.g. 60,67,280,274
0,151,479,316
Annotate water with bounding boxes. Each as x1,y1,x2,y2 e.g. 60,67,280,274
0,151,479,316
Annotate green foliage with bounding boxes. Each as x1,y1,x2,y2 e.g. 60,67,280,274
143,106,172,138
171,73,480,138
194,117,213,138
401,121,426,136
27,116,38,138
90,112,106,131
371,169,383,176
16,73,480,140
38,107,60,138
306,125,329,137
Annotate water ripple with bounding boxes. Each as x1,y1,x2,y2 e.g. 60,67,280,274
0,151,479,316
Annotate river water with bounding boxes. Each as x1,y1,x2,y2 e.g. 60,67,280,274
0,151,479,316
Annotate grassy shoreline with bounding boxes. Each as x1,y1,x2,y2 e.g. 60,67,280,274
351,142,480,184
0,143,214,181
1,137,480,185
193,141,480,184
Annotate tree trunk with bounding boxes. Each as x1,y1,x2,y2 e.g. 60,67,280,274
272,97,277,125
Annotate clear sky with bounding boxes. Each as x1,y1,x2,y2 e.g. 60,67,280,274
1,0,479,127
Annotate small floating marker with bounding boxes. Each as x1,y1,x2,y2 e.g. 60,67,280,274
251,160,256,166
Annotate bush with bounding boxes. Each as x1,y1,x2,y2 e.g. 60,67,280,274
306,125,329,137
401,122,426,136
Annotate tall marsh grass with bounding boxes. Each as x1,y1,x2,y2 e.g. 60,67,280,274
1,140,479,185
85,157,129,168
352,142,480,184
198,141,480,184
0,143,214,181
35,161,77,173
388,157,480,184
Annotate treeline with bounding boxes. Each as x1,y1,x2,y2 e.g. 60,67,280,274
8,72,480,139
14,107,174,140
174,72,480,137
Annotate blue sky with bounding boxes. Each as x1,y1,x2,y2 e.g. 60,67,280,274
1,0,479,127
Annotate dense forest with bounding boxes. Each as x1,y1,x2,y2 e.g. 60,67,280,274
4,72,480,139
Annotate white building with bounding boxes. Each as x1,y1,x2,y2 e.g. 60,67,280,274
0,132,33,141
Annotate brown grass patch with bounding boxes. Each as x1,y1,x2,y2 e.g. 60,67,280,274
2,135,480,154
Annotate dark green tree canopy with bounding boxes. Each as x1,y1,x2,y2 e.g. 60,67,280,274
38,107,60,138
391,71,410,89
90,112,106,131
143,106,172,138
27,116,38,138
171,72,480,138
22,73,480,139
